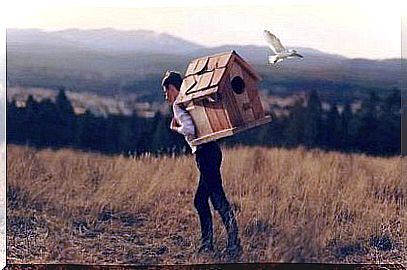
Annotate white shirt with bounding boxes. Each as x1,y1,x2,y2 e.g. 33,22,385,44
172,100,197,153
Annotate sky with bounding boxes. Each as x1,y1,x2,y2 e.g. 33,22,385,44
3,1,406,60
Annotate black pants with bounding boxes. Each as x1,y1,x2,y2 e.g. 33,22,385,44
194,141,239,247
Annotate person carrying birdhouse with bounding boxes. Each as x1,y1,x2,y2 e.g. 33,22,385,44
161,71,242,258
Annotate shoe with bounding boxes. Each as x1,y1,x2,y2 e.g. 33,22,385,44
198,242,214,255
224,241,243,260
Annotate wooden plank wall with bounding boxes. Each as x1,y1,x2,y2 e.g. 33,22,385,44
219,73,244,127
245,76,265,120
187,100,213,137
203,97,231,132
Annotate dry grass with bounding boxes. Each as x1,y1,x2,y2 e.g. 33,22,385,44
6,144,407,265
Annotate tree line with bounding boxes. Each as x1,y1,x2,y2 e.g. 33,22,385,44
6,88,401,156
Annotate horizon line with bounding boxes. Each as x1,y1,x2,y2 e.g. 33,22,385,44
6,27,403,61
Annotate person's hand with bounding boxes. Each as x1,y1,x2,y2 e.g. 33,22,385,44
170,118,180,131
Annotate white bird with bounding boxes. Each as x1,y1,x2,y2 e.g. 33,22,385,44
263,30,303,65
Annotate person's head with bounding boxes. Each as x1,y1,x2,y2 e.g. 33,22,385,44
162,71,183,105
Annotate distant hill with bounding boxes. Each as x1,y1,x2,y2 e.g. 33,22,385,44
6,28,403,103
7,28,204,54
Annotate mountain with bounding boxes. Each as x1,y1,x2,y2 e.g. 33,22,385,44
7,28,205,54
6,28,403,103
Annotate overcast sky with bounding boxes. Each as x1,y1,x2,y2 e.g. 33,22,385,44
2,2,406,60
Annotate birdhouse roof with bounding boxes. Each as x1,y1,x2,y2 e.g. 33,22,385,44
177,50,261,104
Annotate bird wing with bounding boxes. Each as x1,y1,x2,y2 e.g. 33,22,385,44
263,30,286,54
288,52,303,59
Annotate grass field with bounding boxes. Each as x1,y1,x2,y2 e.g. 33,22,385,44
6,144,407,265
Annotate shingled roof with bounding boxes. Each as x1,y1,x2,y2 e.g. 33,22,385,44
177,50,261,104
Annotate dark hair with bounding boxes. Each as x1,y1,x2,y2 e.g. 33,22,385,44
161,71,183,90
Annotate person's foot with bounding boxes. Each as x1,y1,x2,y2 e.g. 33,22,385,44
223,241,243,260
197,242,214,255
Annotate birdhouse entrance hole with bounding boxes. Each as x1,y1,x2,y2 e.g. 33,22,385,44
231,76,245,94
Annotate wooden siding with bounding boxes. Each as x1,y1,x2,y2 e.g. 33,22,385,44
228,62,255,123
219,72,244,127
186,100,213,137
191,116,272,146
204,97,230,132
245,76,265,119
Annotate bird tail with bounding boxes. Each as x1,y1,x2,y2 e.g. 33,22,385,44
268,55,282,64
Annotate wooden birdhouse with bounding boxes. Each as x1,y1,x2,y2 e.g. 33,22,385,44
177,50,272,146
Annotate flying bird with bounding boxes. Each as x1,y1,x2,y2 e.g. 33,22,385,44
263,30,303,65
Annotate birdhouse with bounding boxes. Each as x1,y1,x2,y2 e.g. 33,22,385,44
177,50,272,146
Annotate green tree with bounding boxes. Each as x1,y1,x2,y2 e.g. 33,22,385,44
37,98,58,146
339,102,354,151
55,88,75,146
6,100,23,143
25,95,41,145
284,98,305,147
325,103,341,150
355,91,380,154
304,90,322,148
377,89,400,155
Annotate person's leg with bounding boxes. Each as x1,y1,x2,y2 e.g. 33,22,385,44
209,174,240,247
194,146,215,252
193,175,214,251
202,143,241,254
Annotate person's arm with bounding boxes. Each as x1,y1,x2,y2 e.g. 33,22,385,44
171,102,195,138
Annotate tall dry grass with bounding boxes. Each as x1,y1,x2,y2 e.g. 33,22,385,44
6,144,407,265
